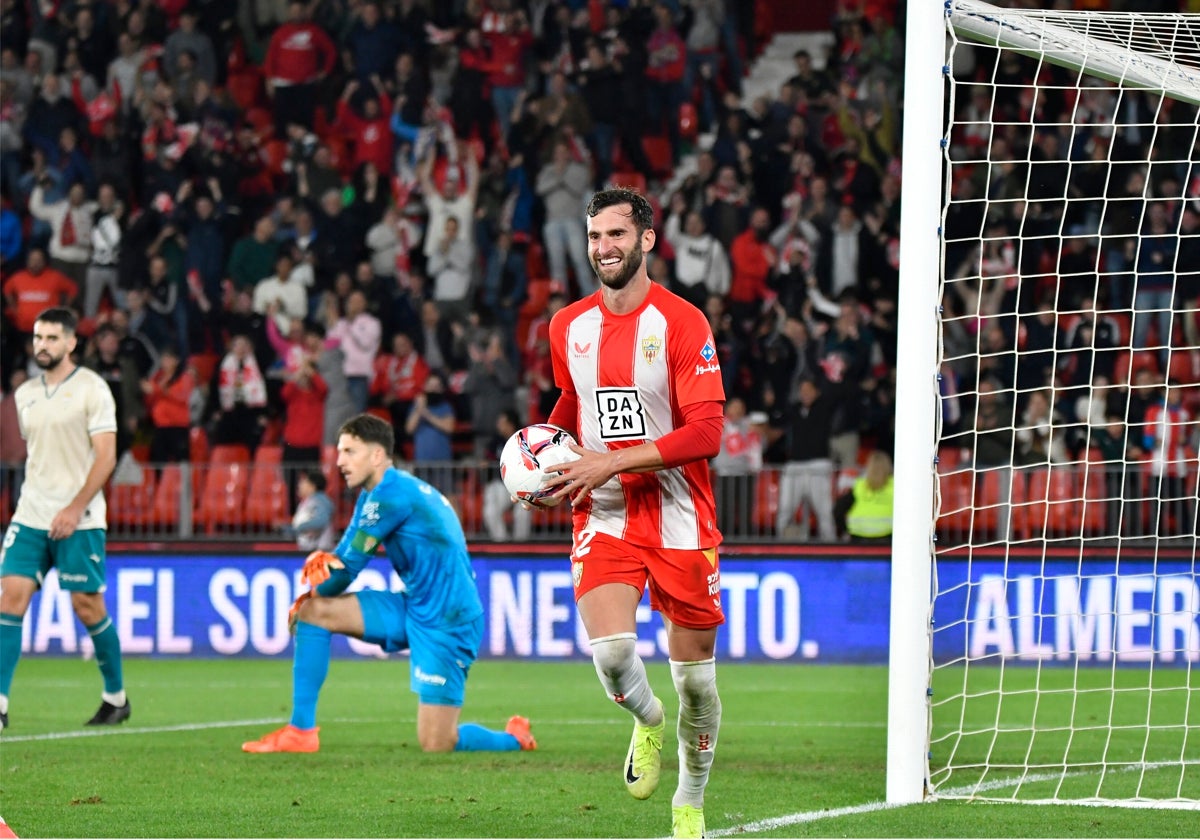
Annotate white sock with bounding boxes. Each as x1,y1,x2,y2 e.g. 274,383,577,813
671,658,721,809
0,693,7,714
102,690,126,707
590,633,663,726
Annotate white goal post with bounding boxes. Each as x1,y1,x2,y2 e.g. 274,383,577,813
888,0,1200,808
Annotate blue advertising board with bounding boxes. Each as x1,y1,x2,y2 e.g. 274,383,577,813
932,558,1200,665
17,553,1199,664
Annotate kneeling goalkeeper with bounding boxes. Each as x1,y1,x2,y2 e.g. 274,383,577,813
242,413,536,753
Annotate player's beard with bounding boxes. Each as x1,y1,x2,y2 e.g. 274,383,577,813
34,349,67,371
592,239,644,291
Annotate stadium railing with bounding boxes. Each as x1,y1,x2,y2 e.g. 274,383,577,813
0,457,1188,544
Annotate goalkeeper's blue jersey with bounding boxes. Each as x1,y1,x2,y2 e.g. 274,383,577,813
320,467,483,628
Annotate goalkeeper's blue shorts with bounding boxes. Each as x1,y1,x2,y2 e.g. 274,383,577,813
356,589,482,707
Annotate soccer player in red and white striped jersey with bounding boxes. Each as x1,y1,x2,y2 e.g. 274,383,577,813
542,189,724,839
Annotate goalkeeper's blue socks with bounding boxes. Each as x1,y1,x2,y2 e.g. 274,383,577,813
455,723,520,751
86,617,124,695
0,613,23,697
290,621,332,730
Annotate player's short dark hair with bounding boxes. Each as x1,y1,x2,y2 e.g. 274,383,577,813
338,413,395,455
34,307,77,334
586,189,655,235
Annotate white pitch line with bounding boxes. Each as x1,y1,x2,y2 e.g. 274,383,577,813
0,718,285,743
708,765,1200,836
2,716,883,743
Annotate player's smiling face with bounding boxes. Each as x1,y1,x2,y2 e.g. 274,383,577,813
336,433,385,491
32,320,76,372
588,204,650,291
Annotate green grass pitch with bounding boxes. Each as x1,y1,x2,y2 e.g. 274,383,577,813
0,658,1196,837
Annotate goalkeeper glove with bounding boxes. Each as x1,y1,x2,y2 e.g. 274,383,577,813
301,550,344,586
288,590,313,635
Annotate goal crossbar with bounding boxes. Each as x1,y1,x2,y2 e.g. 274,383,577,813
951,0,1200,107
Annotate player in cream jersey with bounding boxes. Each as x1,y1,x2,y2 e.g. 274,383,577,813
0,308,129,732
12,365,116,531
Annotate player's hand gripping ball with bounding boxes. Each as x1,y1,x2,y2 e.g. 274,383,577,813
500,424,580,508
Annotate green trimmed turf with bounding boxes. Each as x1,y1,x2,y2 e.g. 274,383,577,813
0,659,1195,837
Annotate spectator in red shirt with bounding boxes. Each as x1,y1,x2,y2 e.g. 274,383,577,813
263,1,337,137
280,349,328,508
142,346,196,464
334,77,394,176
728,207,778,338
2,247,78,336
370,331,429,442
484,9,533,142
645,2,687,164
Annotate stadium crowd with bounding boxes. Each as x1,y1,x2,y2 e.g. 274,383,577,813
0,0,1196,540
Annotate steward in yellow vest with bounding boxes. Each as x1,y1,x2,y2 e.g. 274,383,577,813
841,451,894,542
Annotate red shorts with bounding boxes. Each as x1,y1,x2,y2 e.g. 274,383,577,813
570,531,724,630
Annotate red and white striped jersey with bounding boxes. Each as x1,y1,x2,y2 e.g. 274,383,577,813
550,283,724,550
1143,401,1192,477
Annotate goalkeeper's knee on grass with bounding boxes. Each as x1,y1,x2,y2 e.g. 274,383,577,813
591,633,663,727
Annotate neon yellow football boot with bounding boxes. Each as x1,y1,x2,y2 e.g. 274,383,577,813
623,696,664,799
671,804,706,839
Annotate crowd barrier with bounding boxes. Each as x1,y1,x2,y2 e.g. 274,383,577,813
0,451,1194,544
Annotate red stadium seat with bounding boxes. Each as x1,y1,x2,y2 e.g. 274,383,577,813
678,102,699,142
936,468,976,541
321,444,353,529
525,241,549,279
262,139,288,177
1081,452,1109,535
225,70,262,112
109,470,156,529
195,445,251,532
610,170,647,193
641,136,674,177
1168,349,1200,384
1113,350,1159,385
243,107,274,141
1021,467,1081,538
147,465,184,530
520,277,551,317
458,471,484,535
244,445,290,528
188,353,218,386
753,471,779,534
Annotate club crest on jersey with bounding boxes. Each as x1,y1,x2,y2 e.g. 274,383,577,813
640,335,662,365
360,501,381,526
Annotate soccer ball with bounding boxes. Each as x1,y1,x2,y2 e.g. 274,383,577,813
500,424,580,508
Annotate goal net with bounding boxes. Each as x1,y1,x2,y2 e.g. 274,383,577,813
889,0,1200,808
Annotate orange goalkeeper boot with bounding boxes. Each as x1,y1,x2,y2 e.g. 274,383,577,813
241,724,320,753
505,715,537,750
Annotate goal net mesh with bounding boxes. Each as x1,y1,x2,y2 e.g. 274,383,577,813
930,0,1200,806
